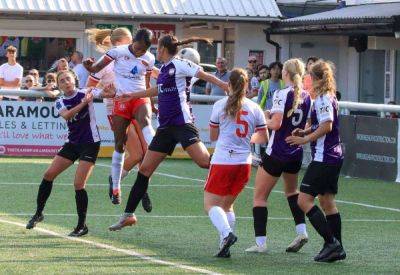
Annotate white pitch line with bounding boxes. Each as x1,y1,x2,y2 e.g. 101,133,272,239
10,161,400,213
0,217,220,275
0,182,201,188
1,213,400,222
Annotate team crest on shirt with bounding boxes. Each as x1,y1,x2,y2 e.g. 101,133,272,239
124,56,130,61
169,68,175,75
119,103,126,110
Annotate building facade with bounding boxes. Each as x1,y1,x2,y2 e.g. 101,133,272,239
0,0,282,75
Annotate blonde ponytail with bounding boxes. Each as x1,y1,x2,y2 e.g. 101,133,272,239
224,68,248,119
85,27,132,53
283,58,305,117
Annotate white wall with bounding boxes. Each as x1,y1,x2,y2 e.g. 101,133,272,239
234,23,283,68
278,34,360,101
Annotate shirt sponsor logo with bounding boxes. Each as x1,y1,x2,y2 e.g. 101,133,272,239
273,98,282,105
319,106,329,114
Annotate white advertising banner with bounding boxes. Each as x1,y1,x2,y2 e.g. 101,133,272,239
0,101,214,157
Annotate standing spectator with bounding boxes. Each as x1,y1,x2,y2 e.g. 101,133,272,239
71,51,89,89
205,57,230,96
258,61,284,111
246,56,259,98
28,69,41,87
69,51,81,69
248,65,269,98
303,56,319,99
246,55,258,80
46,58,79,87
0,45,23,100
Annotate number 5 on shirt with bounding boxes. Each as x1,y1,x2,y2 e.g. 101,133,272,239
236,110,249,137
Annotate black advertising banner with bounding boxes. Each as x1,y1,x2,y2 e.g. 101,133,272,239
339,115,356,176
341,115,398,181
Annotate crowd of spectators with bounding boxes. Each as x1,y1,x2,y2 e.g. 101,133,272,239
0,44,398,119
0,45,86,101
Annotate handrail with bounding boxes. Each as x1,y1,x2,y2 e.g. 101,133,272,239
1,89,399,115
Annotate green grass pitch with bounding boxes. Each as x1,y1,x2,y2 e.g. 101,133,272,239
0,157,399,274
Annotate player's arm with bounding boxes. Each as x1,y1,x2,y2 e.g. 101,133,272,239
115,86,158,102
150,67,160,79
209,103,220,141
57,93,94,121
286,121,332,146
251,106,268,144
83,55,112,74
266,113,283,131
196,70,228,92
86,74,100,88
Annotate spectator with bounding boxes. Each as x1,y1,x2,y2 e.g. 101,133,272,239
21,75,40,101
258,61,284,111
246,55,258,80
248,65,269,98
43,72,60,100
71,51,89,89
0,45,23,100
303,56,319,99
205,57,230,96
28,69,41,87
45,57,79,87
387,101,399,119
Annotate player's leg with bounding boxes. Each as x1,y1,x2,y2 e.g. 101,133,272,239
185,141,210,169
319,194,343,246
69,142,100,237
109,149,167,231
122,122,144,180
26,147,75,229
298,161,343,262
282,172,308,252
133,103,155,212
110,114,131,204
69,160,95,237
246,166,279,253
134,101,155,146
204,190,237,258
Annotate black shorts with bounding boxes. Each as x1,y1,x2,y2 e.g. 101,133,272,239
260,153,302,177
300,160,343,197
57,141,101,163
148,123,200,155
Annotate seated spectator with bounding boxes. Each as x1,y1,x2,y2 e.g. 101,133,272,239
205,57,230,96
45,57,79,87
303,56,319,99
28,69,41,88
258,61,284,111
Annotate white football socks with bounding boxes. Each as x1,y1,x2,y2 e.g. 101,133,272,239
208,206,232,239
296,223,308,237
142,125,155,145
256,236,267,247
226,211,236,233
111,151,125,193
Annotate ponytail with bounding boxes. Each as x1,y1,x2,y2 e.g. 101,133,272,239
310,60,336,97
159,34,212,56
86,27,132,52
224,68,248,119
283,59,305,117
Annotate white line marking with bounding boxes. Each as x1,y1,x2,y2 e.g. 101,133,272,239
6,161,400,213
0,217,220,275
1,213,399,222
0,183,201,188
